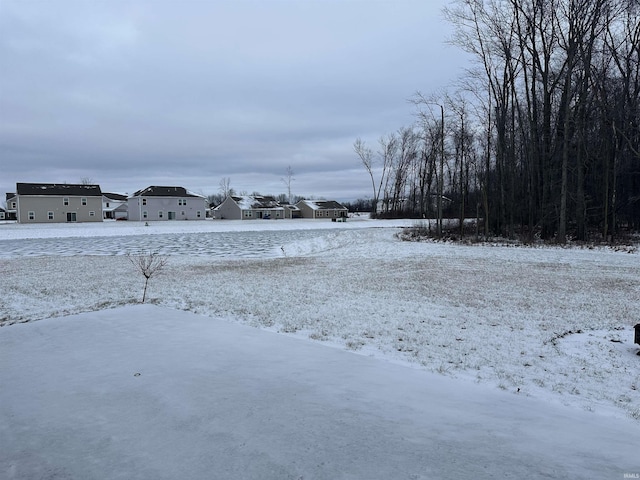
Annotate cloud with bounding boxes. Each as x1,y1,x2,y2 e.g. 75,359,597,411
0,0,469,203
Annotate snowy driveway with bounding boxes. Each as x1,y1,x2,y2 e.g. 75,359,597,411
2,305,638,480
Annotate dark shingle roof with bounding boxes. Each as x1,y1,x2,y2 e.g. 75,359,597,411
103,192,128,201
299,199,348,210
131,186,200,198
231,195,282,209
16,183,102,196
316,200,347,210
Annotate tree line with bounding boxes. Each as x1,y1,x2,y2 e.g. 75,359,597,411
356,0,639,242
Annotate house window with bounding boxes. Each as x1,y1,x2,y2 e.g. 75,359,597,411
89,211,95,217
48,211,54,220
143,211,148,219
243,210,252,218
158,211,163,219
196,211,201,218
106,202,110,208
181,211,185,216
142,198,147,206
178,199,187,206
28,211,35,220
81,197,87,206
11,202,16,209
63,198,69,206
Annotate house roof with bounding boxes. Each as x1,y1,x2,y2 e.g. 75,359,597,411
298,199,347,210
131,186,203,198
6,193,16,201
231,195,283,210
16,183,102,196
103,192,128,201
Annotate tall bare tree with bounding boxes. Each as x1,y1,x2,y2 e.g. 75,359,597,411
354,137,391,217
281,166,295,204
218,177,232,199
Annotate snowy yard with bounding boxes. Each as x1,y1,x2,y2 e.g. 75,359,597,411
2,218,640,478
1,218,639,421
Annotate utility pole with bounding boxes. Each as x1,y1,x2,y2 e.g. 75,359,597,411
438,103,444,238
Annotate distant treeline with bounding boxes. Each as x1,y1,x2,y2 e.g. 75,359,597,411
355,0,639,242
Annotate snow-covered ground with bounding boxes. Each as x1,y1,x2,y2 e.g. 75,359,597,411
1,218,640,476
1,218,639,421
2,305,639,479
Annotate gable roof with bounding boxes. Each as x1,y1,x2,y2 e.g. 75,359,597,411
131,186,203,198
103,192,128,201
231,195,283,210
298,199,347,210
16,183,102,196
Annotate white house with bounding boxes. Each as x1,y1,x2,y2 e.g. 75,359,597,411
102,192,128,220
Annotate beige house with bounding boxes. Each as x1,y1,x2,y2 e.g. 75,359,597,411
15,183,103,224
296,200,348,220
215,195,289,220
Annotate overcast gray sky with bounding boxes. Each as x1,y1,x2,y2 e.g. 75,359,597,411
0,0,469,203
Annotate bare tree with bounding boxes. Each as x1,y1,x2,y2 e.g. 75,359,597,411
354,137,391,217
412,93,446,236
281,166,295,204
127,252,169,304
80,177,94,185
218,177,232,199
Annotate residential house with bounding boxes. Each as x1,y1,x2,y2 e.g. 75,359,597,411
283,203,302,219
4,193,17,221
0,206,5,220
14,183,103,223
215,195,288,220
102,192,128,220
296,200,349,220
128,186,207,221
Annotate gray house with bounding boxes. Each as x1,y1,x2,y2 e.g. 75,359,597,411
14,183,103,224
128,186,207,221
296,200,348,219
214,195,288,220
